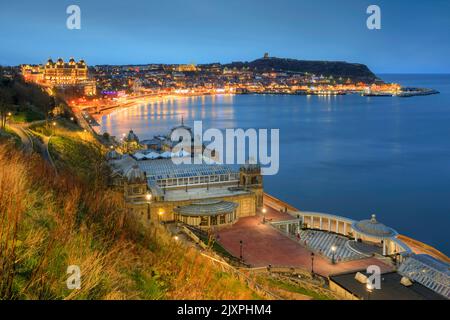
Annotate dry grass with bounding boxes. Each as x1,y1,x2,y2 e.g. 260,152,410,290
0,140,258,300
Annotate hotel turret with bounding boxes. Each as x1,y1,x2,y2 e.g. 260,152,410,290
21,57,96,96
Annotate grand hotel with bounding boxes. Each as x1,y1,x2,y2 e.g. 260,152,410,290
21,58,96,95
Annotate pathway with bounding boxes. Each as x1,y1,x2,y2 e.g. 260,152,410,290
217,207,393,277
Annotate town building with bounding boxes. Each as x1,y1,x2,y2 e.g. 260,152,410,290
329,269,447,300
107,125,263,230
21,58,96,96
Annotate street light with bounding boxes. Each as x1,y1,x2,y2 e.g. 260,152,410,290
146,193,152,220
311,252,315,275
331,245,337,264
158,209,164,224
6,112,12,125
366,283,373,300
239,240,244,262
262,207,267,223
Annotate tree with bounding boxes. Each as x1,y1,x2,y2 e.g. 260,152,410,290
0,87,13,130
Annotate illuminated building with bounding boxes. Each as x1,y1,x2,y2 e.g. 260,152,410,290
43,58,88,85
21,58,96,96
106,124,263,230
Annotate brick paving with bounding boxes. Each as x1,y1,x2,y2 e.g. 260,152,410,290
216,207,392,277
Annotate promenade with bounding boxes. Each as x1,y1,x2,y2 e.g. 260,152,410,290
216,202,393,277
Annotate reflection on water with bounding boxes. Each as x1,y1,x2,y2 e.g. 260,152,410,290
100,95,236,138
99,76,450,255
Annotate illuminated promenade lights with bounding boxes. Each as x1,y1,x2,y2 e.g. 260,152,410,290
331,245,337,264
51,121,57,136
262,207,267,223
158,209,165,224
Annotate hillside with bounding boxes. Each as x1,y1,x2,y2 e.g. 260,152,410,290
0,133,260,299
225,57,379,83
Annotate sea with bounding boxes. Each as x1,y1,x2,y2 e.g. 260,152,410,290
97,74,450,255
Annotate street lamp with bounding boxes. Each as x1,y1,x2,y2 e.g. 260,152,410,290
262,207,267,223
239,240,244,262
146,193,152,220
366,283,373,300
311,252,315,275
158,210,164,224
331,245,337,264
6,112,12,125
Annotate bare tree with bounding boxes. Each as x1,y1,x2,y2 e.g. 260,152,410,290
0,87,13,130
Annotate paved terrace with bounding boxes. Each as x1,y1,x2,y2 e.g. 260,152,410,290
216,205,392,277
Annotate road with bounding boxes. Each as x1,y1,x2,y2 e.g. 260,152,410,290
8,121,57,171
8,123,34,153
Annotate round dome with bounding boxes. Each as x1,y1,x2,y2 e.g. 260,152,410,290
106,149,121,160
352,214,397,239
126,130,139,143
169,117,192,138
125,164,146,183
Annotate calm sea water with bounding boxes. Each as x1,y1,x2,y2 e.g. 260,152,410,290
99,74,450,255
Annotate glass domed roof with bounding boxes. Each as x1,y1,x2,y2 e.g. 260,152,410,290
352,214,398,239
125,164,146,183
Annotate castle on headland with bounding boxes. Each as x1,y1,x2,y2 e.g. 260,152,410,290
106,123,263,230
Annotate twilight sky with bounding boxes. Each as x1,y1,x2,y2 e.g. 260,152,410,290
1,0,449,73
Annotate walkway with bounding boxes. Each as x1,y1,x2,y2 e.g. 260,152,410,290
8,124,33,153
216,208,392,277
297,229,367,262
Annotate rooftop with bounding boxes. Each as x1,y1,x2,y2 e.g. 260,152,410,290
330,271,446,300
174,200,238,217
136,158,238,181
163,185,249,202
398,254,450,299
352,214,398,239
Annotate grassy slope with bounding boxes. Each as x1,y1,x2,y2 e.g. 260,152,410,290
0,127,258,300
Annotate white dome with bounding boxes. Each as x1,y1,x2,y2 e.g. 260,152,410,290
125,164,146,183
106,149,121,160
352,214,397,239
126,130,139,143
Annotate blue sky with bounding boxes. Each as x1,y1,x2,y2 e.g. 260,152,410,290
1,0,449,73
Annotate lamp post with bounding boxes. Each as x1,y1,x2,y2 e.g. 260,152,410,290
239,240,243,262
366,283,373,300
52,121,57,136
331,245,337,264
311,252,315,275
262,207,267,223
158,210,164,224
146,193,152,221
